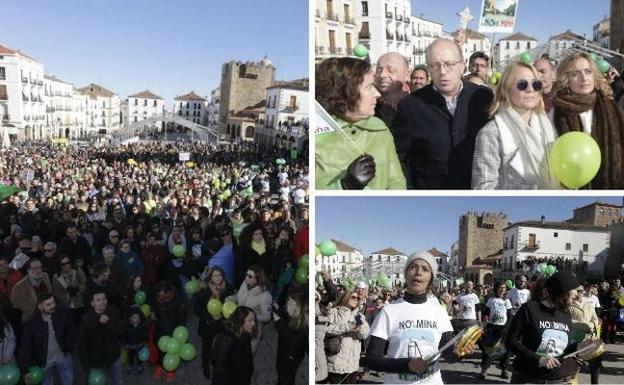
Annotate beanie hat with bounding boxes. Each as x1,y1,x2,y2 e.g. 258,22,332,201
545,271,579,297
405,251,438,277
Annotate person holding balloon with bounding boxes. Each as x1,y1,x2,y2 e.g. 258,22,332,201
472,61,561,189
315,57,407,190
193,266,233,380
123,306,148,375
153,281,187,381
552,52,624,189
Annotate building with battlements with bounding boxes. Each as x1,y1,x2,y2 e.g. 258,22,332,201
218,57,275,136
569,201,624,227
611,0,624,70
458,212,509,284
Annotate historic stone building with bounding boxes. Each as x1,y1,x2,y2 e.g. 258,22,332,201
611,0,624,70
458,212,509,284
570,201,624,227
218,56,275,135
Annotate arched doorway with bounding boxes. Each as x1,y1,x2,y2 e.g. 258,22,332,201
245,125,254,138
483,273,493,286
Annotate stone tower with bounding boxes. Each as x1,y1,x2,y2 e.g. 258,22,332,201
611,0,624,70
218,56,275,133
458,212,509,270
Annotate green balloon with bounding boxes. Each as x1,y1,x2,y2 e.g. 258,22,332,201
140,304,151,318
589,52,598,62
166,338,181,355
134,291,147,305
537,263,546,273
315,246,321,256
185,280,199,295
158,335,171,352
172,244,185,257
545,265,557,276
294,267,309,284
505,280,514,289
550,132,601,189
520,52,533,64
173,326,189,344
120,348,128,365
319,240,336,256
88,369,106,385
596,59,610,73
299,254,309,269
222,300,237,319
162,353,181,372
353,44,369,58
0,364,20,385
28,366,44,385
180,343,197,361
207,298,223,317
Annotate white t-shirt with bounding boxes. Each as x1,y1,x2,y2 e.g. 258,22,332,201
277,171,288,184
486,297,512,326
292,187,306,204
508,288,531,314
583,295,601,309
455,292,480,320
279,186,291,201
370,297,453,385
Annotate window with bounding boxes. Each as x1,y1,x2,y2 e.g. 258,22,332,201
180,102,183,108
361,1,368,16
154,100,157,107
134,99,138,106
289,95,297,108
102,101,106,108
565,243,571,250
526,42,531,49
143,100,147,106
0,85,7,101
134,117,138,122
528,233,536,247
583,244,589,252
554,232,558,237
511,235,515,249
0,67,5,80
185,111,189,116
506,41,510,49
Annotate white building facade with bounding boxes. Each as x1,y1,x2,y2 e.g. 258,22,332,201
503,221,610,274
358,0,412,65
493,33,539,70
44,75,77,139
315,240,364,281
410,16,443,67
75,83,121,134
315,0,361,60
364,248,408,286
263,79,309,150
0,44,46,142
206,87,220,128
127,90,165,124
173,91,207,126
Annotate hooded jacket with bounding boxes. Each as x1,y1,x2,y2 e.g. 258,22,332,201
236,283,272,323
316,116,406,190
325,306,369,374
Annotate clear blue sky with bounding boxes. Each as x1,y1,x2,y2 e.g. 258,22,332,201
411,0,611,42
1,0,307,104
316,196,624,256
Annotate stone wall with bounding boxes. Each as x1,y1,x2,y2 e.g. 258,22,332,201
459,212,509,271
611,0,624,70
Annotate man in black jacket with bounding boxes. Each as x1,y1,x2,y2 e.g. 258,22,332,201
392,38,494,189
58,225,92,270
78,289,124,385
19,292,75,385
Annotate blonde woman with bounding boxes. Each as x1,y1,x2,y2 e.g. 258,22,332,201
472,61,560,189
552,52,624,189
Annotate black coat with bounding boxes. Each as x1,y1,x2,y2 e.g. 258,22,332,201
392,82,494,189
153,294,186,338
78,307,124,369
211,331,253,385
17,306,75,370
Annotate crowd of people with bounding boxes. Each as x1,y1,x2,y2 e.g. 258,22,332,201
316,252,624,384
315,30,624,190
0,141,309,385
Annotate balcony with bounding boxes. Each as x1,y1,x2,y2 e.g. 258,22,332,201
397,14,402,21
344,16,355,25
326,12,340,22
22,95,29,102
22,77,29,83
386,11,393,20
315,9,322,18
413,48,424,55
2,115,9,122
359,31,371,39
315,45,326,54
386,31,394,40
24,115,30,121
346,48,353,55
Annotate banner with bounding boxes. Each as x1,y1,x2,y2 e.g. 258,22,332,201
478,0,519,33
179,152,190,161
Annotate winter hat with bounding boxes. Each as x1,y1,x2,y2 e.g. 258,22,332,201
545,271,579,297
405,251,438,277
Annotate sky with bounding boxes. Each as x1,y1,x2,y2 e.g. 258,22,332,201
316,196,624,256
0,0,308,105
410,0,611,43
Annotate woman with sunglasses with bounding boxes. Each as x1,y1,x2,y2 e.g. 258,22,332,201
472,61,560,189
52,255,87,325
325,286,369,384
553,52,624,189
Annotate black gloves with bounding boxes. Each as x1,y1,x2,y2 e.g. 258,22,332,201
341,154,376,190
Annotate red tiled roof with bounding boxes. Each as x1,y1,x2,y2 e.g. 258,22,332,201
174,91,206,101
500,32,537,41
128,90,163,100
76,83,116,98
0,44,40,63
550,30,584,41
371,247,406,255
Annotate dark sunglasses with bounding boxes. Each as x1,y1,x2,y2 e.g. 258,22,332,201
60,260,71,266
109,234,119,238
44,249,53,252
516,79,543,92
246,274,255,279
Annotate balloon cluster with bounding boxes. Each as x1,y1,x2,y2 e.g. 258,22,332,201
207,299,238,319
536,263,557,278
549,132,601,189
275,158,287,165
489,71,502,86
157,326,197,372
294,254,309,284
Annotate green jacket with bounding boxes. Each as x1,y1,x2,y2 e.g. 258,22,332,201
316,115,406,190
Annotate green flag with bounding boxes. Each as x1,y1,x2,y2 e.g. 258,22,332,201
0,184,21,201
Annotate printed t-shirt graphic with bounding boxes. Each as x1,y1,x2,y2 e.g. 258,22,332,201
370,297,453,384
486,297,512,325
456,292,480,319
508,288,530,314
536,323,569,357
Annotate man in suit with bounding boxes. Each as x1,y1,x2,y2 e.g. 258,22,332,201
392,38,494,189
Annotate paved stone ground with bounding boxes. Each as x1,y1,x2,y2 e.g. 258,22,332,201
358,332,624,384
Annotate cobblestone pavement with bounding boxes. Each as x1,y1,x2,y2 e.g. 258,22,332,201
358,332,624,384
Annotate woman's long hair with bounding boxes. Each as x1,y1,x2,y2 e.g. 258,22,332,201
488,61,545,117
287,289,308,331
554,52,614,99
226,306,257,338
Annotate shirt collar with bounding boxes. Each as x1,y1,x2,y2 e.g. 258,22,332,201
433,82,464,115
